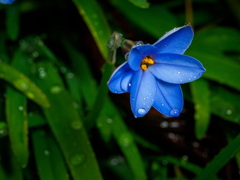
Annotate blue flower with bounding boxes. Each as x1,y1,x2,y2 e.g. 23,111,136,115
0,0,15,4
108,26,206,118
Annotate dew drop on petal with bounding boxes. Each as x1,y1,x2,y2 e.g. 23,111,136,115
138,108,146,115
170,108,180,116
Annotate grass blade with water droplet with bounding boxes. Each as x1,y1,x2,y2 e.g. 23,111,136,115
99,100,147,180
30,116,70,180
31,129,55,180
5,49,34,168
34,61,103,180
72,0,111,59
190,79,211,139
6,87,28,168
0,61,50,108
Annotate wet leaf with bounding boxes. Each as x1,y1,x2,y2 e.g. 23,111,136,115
72,0,111,59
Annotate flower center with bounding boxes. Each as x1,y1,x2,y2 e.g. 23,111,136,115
140,56,154,70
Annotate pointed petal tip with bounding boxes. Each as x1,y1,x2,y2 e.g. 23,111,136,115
169,108,181,117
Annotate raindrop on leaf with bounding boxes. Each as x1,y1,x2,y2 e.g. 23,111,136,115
70,154,85,165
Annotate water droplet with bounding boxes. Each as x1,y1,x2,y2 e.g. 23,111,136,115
137,108,146,115
60,66,67,73
14,79,29,91
26,92,35,99
226,109,232,115
70,154,85,165
66,72,74,79
38,67,47,78
161,103,164,106
193,76,197,79
44,150,50,156
18,106,24,111
124,53,129,59
106,118,113,124
128,83,131,87
50,86,62,94
71,120,83,130
119,132,133,147
32,51,39,58
177,72,180,74
182,155,189,161
135,41,144,46
170,108,180,116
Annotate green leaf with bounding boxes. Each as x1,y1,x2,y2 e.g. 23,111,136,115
86,62,114,129
195,134,240,180
128,0,149,8
188,50,240,91
72,0,111,59
210,87,240,124
188,27,240,91
99,100,147,180
31,127,69,180
110,0,178,38
5,48,37,168
63,42,97,107
6,87,28,168
6,5,19,40
34,61,103,180
0,61,50,108
190,79,211,139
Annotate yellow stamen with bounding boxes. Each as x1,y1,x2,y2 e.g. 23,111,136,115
140,56,154,70
141,64,147,70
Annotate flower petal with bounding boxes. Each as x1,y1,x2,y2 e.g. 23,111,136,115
153,26,193,54
0,0,15,4
108,62,133,93
153,80,183,117
149,53,206,84
128,44,157,71
130,70,156,118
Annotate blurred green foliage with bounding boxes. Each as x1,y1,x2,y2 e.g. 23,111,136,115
0,0,240,179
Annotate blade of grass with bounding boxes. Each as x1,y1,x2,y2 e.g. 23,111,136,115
190,79,211,139
195,133,240,180
5,49,34,168
72,0,111,59
31,119,70,180
34,61,103,180
0,61,50,108
6,5,19,40
98,100,147,180
6,87,28,168
128,0,150,8
31,129,55,180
